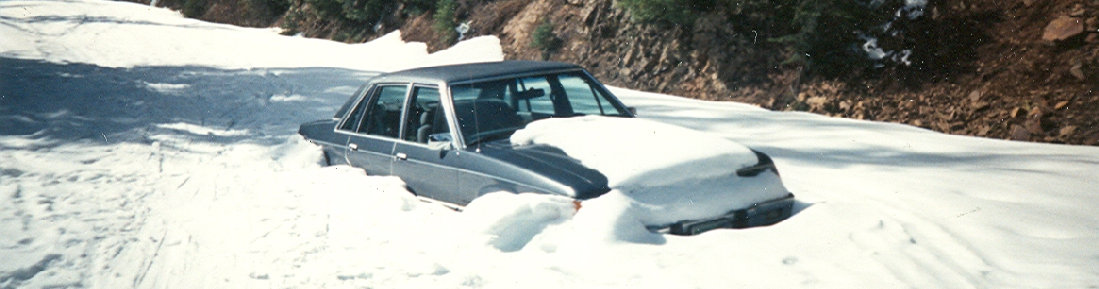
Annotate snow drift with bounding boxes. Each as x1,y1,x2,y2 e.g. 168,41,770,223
3,0,1099,288
511,116,792,238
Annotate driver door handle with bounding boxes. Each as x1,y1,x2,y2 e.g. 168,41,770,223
348,143,359,151
395,152,408,161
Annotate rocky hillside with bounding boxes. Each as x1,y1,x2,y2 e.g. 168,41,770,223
138,0,1098,145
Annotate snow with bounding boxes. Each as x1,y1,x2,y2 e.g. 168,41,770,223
3,0,1099,288
461,193,579,252
154,122,250,136
512,116,759,187
0,0,500,71
511,116,791,230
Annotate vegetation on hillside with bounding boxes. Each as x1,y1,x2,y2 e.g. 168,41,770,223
531,20,562,60
159,0,929,78
618,0,929,79
431,0,458,45
280,0,435,41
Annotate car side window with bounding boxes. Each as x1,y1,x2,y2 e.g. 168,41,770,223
338,88,370,132
404,86,443,143
334,84,368,119
559,73,610,115
358,85,408,138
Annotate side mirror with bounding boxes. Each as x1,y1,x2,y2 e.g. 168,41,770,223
627,106,637,115
427,133,453,150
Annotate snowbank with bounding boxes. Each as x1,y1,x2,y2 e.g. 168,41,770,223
511,116,759,187
460,193,579,252
511,116,790,230
4,0,1099,288
0,0,501,71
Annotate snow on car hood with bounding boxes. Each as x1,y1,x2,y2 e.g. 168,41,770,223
509,116,791,241
511,116,758,188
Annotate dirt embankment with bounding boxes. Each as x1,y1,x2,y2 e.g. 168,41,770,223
143,0,1099,145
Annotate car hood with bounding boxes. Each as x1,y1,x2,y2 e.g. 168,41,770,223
477,141,610,200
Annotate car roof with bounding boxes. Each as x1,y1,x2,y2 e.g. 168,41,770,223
372,61,583,84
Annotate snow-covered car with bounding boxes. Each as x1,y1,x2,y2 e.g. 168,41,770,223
299,61,795,235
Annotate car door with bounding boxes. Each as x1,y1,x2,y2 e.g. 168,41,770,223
391,85,464,204
341,84,409,176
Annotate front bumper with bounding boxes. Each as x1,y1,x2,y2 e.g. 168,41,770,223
658,193,796,236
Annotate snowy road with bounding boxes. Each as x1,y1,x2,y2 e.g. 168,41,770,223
3,1,1099,288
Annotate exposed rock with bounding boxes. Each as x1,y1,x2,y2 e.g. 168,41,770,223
1069,63,1086,80
972,101,990,112
806,96,829,112
1026,117,1046,135
499,0,551,57
1070,4,1085,17
1054,100,1071,110
1042,16,1085,41
1011,125,1031,140
968,89,983,102
934,120,952,132
977,125,992,136
1028,104,1045,118
623,46,636,66
618,67,632,78
1060,125,1078,137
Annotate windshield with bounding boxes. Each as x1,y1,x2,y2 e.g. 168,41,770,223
449,71,629,146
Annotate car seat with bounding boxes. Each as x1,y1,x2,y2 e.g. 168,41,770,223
416,104,436,143
453,99,523,140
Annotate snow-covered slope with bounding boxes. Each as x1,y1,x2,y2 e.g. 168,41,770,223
2,0,1098,288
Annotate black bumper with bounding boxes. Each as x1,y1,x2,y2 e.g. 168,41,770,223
664,193,796,236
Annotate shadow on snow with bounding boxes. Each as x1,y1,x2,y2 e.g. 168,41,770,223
0,57,376,149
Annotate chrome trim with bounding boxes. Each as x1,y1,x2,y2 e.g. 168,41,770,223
310,138,345,148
